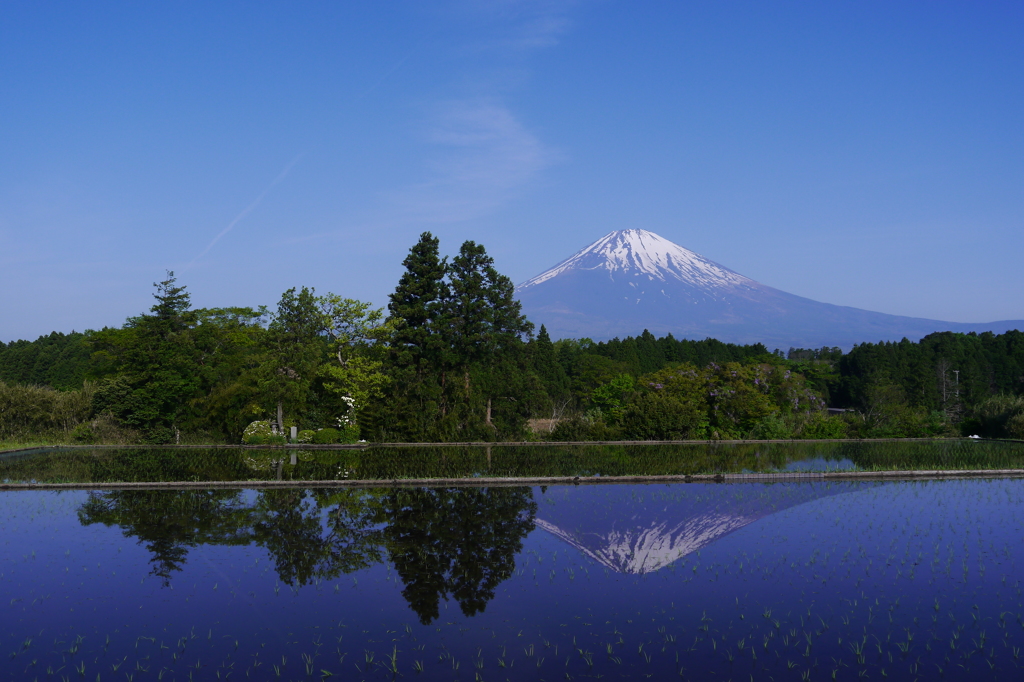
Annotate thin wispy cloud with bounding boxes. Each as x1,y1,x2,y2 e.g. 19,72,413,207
385,100,557,225
456,0,574,54
187,154,303,268
293,1,573,247
381,2,573,225
503,13,571,50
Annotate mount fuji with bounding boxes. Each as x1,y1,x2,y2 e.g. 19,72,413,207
515,230,1024,349
533,482,866,574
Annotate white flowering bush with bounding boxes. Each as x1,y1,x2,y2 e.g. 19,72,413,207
337,397,357,425
333,396,361,443
242,420,286,445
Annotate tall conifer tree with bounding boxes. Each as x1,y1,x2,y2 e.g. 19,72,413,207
388,232,447,371
379,232,448,439
91,272,201,442
445,240,533,434
531,324,570,412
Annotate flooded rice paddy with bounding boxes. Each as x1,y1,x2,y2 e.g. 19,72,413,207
3,439,1024,484
3,475,1024,680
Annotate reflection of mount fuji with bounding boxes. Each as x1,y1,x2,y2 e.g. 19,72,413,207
535,483,865,574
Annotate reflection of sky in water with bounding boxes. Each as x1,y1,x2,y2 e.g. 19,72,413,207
2,480,1024,681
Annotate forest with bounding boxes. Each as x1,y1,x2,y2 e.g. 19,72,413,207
2,232,1024,445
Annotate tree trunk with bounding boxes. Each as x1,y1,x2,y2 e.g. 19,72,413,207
440,371,447,416
277,401,284,434
486,398,492,426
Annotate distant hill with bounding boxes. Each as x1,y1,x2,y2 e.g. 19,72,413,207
515,230,1024,349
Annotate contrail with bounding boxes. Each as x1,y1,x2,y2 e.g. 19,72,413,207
188,153,304,267
358,49,415,98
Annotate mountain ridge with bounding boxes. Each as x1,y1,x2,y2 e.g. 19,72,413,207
515,230,1024,349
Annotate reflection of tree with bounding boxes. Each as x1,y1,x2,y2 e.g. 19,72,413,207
76,486,536,624
250,489,385,586
78,488,386,587
78,490,251,585
383,487,536,624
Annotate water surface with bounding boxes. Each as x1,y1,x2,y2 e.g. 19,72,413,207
3,477,1024,680
2,439,1020,484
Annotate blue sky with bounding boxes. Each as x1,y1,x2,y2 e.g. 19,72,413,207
2,1,1022,342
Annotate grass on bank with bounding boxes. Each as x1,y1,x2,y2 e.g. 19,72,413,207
0,438,65,453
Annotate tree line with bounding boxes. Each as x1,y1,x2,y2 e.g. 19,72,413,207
2,232,1024,443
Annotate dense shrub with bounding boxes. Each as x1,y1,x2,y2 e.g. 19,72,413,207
339,424,361,443
747,412,792,440
548,416,588,441
843,407,953,439
308,425,360,444
1008,413,1024,440
620,392,706,440
797,412,848,439
311,427,341,444
70,423,97,444
840,380,956,438
969,394,1024,439
624,362,823,440
0,380,94,440
549,413,621,442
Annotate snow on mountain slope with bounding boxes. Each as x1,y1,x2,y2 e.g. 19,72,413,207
518,229,756,292
514,229,1024,348
534,513,750,574
533,483,861,574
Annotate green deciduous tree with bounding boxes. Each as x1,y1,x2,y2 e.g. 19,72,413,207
258,286,325,433
187,306,268,440
317,294,394,428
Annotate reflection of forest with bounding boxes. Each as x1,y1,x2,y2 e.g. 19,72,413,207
9,440,1024,485
78,486,536,624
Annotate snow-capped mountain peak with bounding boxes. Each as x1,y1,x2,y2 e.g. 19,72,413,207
514,229,1024,348
517,229,756,291
534,514,751,574
531,483,861,575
